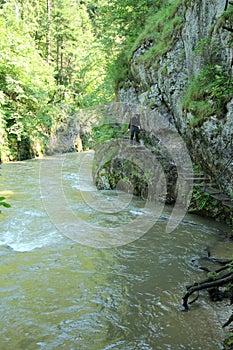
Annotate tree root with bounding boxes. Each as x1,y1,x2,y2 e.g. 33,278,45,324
181,251,233,334
182,271,233,311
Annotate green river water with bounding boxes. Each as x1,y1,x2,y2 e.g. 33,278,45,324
0,152,232,350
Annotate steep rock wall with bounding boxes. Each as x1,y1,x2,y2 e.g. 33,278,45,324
118,0,233,197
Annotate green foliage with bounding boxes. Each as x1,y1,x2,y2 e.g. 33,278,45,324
108,0,184,89
194,37,216,60
189,188,233,227
190,189,212,211
0,196,11,213
183,65,233,127
207,271,218,280
217,5,233,34
50,0,112,105
0,0,117,160
223,332,233,350
0,0,186,154
183,30,233,127
98,0,167,90
90,122,128,147
223,6,233,20
131,0,183,68
227,261,233,271
97,0,162,50
0,16,57,160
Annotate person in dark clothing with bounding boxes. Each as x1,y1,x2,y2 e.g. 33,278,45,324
128,113,141,144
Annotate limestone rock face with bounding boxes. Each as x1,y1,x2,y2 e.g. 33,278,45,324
118,0,233,196
45,107,100,154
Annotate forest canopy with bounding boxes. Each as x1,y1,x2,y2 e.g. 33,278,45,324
0,0,164,160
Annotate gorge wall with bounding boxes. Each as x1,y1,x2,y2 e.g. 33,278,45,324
94,0,232,225
118,0,232,197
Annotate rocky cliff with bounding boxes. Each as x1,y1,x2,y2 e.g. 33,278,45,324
92,0,232,226
118,0,233,198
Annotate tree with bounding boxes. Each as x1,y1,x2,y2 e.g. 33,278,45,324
96,0,163,51
0,15,56,159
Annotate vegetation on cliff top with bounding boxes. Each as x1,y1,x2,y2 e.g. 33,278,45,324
183,64,233,127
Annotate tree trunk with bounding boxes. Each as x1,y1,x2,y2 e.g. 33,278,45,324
46,0,51,63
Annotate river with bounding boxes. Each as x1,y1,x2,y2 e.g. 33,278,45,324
0,152,232,350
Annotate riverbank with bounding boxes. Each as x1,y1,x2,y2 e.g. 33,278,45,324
188,187,233,229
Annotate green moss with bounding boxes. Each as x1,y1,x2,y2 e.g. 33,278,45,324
224,332,233,350
189,188,233,227
183,64,233,127
216,5,233,39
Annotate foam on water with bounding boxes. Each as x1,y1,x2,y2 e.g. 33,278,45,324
3,230,61,252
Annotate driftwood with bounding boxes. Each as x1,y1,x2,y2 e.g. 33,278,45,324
182,271,233,310
182,255,233,327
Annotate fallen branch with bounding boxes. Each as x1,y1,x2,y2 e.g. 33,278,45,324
182,272,233,311
222,26,233,33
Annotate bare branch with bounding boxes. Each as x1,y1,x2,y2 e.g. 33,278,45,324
182,273,233,310
222,26,233,32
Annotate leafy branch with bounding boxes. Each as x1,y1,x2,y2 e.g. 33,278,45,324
0,196,11,212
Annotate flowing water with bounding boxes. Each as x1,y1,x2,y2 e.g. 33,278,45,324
0,152,232,350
